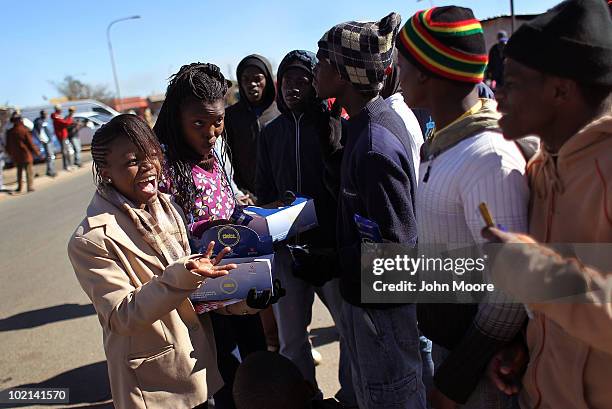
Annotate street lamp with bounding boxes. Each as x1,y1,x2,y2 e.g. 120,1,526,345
106,15,141,108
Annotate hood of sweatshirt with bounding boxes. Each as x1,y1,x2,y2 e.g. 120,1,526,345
555,112,612,159
236,54,277,111
381,50,400,99
532,112,612,197
275,50,326,116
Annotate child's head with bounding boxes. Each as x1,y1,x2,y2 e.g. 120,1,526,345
233,351,316,409
92,114,162,206
154,63,230,211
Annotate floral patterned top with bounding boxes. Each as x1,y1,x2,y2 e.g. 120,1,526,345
160,159,235,250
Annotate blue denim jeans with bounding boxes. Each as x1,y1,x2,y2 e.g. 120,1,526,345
339,302,427,409
42,141,56,175
61,139,73,170
69,137,81,167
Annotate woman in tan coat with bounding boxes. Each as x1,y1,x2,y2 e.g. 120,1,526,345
68,114,258,409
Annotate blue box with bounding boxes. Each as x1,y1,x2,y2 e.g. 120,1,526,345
198,224,273,258
190,255,273,303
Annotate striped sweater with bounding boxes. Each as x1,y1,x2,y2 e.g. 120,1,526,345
416,129,530,403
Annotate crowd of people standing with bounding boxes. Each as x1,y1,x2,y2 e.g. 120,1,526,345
66,0,612,408
0,104,86,193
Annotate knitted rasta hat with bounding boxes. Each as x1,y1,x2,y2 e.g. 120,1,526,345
396,6,488,83
505,0,612,86
317,12,401,92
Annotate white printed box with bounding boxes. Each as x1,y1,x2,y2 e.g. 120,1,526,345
190,255,273,305
245,197,318,242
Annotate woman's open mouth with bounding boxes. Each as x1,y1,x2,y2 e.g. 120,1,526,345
136,175,157,194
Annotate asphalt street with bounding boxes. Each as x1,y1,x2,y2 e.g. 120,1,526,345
0,164,340,408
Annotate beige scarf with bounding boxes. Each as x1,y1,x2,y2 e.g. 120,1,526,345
99,186,190,264
422,98,501,160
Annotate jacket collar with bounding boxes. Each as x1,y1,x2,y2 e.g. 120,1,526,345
86,192,166,271
347,96,386,131
365,96,387,117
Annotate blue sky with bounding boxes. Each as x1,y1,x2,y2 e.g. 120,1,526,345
1,0,559,108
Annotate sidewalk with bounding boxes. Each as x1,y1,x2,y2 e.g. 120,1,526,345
0,150,92,200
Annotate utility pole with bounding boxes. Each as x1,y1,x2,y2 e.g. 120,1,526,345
107,15,141,108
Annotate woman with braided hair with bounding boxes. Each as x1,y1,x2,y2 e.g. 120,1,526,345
67,114,241,408
154,63,236,231
154,63,273,409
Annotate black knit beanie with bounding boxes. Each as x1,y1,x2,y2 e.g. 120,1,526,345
505,0,612,85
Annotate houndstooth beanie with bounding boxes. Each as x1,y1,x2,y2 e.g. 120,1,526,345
317,12,401,93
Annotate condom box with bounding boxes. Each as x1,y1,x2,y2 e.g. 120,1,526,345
198,224,273,258
190,254,273,303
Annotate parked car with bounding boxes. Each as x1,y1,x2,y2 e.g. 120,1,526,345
19,99,119,124
72,111,114,146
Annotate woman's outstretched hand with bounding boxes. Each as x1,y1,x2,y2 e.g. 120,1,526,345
186,241,237,279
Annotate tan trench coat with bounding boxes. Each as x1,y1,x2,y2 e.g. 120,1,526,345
68,192,223,409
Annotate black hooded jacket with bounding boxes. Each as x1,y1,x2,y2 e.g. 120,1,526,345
225,54,280,196
255,50,337,248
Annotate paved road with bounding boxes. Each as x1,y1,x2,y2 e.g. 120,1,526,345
0,167,340,408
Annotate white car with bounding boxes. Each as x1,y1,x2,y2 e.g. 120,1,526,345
72,112,114,146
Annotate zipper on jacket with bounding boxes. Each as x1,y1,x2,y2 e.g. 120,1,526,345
544,156,560,242
292,112,304,244
545,190,556,243
292,112,304,192
533,316,546,409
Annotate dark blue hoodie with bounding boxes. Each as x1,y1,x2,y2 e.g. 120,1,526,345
255,50,337,248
